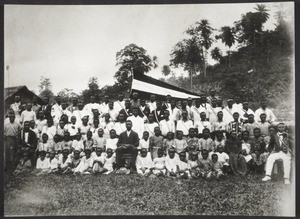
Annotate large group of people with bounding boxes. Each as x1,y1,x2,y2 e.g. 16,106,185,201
4,90,293,184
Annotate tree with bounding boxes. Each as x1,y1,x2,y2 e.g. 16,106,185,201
57,88,79,104
114,44,158,85
38,76,54,102
81,77,102,104
170,37,203,91
162,65,171,76
216,26,236,66
186,19,214,78
211,47,223,63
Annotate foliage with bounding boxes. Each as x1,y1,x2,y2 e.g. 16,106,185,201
114,44,158,84
38,77,54,102
4,173,294,216
57,88,79,104
210,47,223,63
161,65,171,77
81,77,102,104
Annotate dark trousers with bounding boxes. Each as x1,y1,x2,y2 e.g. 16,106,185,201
115,146,138,169
4,136,20,172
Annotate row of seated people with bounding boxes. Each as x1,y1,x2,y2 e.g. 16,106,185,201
12,117,292,184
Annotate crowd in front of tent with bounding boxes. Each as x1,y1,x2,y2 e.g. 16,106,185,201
4,91,293,184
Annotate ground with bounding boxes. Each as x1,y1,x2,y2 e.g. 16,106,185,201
4,173,295,216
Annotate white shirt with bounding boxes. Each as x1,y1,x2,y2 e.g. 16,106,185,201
208,152,229,164
73,110,90,126
114,100,125,113
168,107,181,122
126,130,131,137
254,107,276,123
106,138,118,152
51,103,63,123
61,109,72,122
223,106,235,124
194,121,212,134
100,121,115,138
176,120,194,136
99,102,109,115
147,101,157,112
136,152,153,170
83,103,101,114
36,157,50,169
67,123,80,136
139,139,150,150
127,115,144,138
159,119,175,137
113,122,126,136
144,122,159,137
106,109,119,121
165,155,179,172
190,106,207,123
207,106,222,123
41,126,57,142
49,157,59,170
20,110,36,124
72,139,84,151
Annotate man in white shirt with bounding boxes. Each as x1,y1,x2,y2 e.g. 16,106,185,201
194,112,212,135
51,96,63,125
73,101,90,126
114,94,125,113
100,95,110,115
127,107,144,139
147,94,157,112
169,99,181,124
240,101,255,123
61,102,72,122
159,110,175,137
232,96,243,113
207,98,222,123
105,101,119,122
144,113,159,137
223,98,235,124
113,112,127,136
83,95,101,115
10,96,22,121
190,99,207,124
176,110,194,137
254,99,276,123
20,103,36,125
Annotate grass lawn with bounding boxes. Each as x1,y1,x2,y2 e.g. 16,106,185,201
4,172,295,216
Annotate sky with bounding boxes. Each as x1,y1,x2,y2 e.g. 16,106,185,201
4,2,294,94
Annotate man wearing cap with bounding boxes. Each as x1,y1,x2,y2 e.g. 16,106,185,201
116,120,139,172
254,99,276,124
4,110,22,171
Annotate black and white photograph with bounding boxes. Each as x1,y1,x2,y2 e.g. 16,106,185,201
3,1,296,216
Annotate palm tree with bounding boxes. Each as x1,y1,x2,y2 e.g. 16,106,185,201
216,26,236,66
255,4,270,26
186,19,214,78
170,37,203,91
211,47,223,63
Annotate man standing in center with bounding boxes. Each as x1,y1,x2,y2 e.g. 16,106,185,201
116,120,139,172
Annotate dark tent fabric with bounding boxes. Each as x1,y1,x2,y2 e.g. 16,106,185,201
130,72,200,100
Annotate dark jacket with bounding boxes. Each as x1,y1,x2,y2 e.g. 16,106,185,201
268,133,291,154
117,130,139,148
39,104,52,120
20,129,38,150
152,109,164,123
119,108,133,120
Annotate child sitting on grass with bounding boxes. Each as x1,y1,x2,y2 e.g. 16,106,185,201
58,148,71,173
93,128,106,151
92,147,106,174
48,150,59,173
211,153,224,179
102,148,115,175
13,151,32,175
177,151,190,179
72,132,84,155
174,130,188,154
209,145,230,174
152,148,166,176
187,151,200,179
198,149,213,179
165,148,179,177
74,149,94,175
34,150,51,175
136,148,153,177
